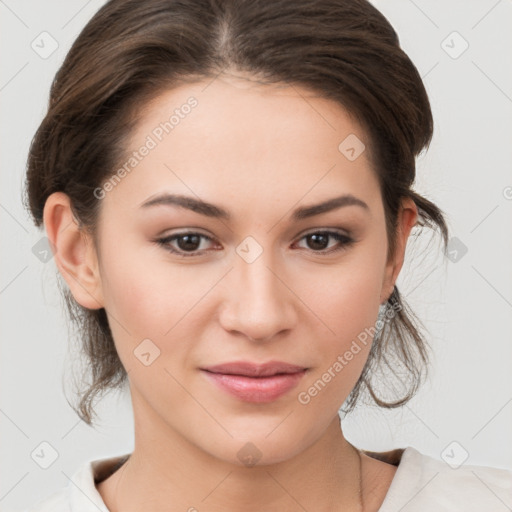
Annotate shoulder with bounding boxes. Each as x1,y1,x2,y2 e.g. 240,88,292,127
374,446,512,512
22,453,128,512
22,488,70,512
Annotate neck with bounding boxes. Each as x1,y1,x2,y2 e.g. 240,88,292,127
100,405,364,512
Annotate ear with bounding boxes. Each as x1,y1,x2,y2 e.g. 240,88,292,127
380,197,418,304
43,191,104,309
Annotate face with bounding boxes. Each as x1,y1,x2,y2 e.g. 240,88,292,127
53,72,416,466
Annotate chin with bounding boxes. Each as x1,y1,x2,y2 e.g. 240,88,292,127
197,422,323,468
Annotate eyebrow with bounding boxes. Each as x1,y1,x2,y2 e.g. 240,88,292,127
139,193,369,221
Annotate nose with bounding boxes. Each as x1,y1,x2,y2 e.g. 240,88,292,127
218,249,297,343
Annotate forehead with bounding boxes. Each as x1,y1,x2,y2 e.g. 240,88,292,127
135,72,366,152
104,72,380,219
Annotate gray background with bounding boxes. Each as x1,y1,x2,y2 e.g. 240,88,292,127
1,0,511,510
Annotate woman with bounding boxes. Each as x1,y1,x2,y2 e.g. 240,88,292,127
23,0,512,510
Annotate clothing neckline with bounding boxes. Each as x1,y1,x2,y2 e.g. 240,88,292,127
86,447,414,512
93,447,406,485
361,447,405,467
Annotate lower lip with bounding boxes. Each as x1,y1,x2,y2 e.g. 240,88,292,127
202,370,307,402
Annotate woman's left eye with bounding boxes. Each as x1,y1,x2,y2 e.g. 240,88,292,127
154,230,355,257
293,230,355,254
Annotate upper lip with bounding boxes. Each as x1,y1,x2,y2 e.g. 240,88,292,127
201,361,307,377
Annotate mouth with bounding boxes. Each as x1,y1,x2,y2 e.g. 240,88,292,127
200,361,308,403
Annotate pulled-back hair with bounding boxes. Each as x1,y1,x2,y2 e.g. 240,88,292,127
23,0,449,426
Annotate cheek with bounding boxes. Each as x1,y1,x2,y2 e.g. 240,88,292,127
97,236,168,350
98,237,221,369
306,256,384,345
295,284,380,419
315,279,380,385
295,246,385,397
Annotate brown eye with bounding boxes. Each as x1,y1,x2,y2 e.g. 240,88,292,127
294,231,354,254
155,232,217,257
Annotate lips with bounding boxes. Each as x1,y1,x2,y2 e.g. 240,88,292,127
201,361,308,402
203,361,307,377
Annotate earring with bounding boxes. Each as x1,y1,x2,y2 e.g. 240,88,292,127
373,303,388,343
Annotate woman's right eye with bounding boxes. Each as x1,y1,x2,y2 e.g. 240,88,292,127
154,232,218,257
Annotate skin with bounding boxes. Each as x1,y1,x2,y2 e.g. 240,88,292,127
44,71,417,511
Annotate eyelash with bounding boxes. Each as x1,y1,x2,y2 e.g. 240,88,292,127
154,230,355,258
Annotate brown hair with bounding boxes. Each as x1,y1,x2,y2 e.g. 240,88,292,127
23,0,449,426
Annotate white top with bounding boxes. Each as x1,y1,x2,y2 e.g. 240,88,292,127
24,446,512,511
